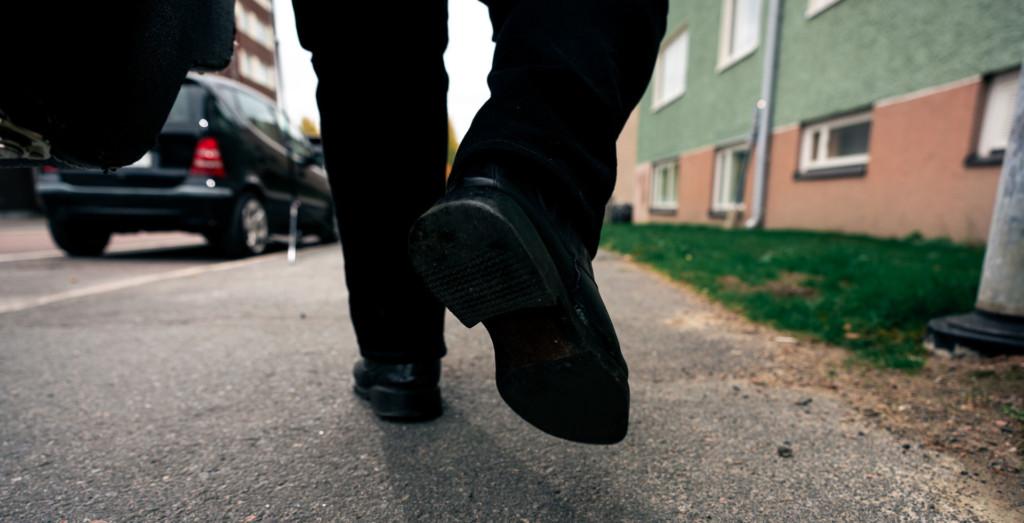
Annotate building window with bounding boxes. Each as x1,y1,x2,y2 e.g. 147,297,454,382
806,0,843,18
250,12,275,49
718,0,761,70
713,144,749,212
237,50,250,78
976,69,1021,161
653,29,689,109
235,2,245,32
263,63,277,90
236,51,276,91
799,111,871,176
235,5,275,50
651,159,679,211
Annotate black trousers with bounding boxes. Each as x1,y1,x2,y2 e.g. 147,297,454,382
292,0,667,363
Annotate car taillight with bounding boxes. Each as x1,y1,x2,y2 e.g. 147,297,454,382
189,137,225,178
41,165,59,173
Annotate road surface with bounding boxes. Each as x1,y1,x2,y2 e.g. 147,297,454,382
0,219,1004,521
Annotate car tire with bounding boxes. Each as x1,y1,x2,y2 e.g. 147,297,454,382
48,216,111,257
219,193,269,258
319,206,339,244
202,230,223,248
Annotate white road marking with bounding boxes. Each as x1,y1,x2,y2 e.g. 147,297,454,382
0,250,65,263
0,240,208,264
0,252,289,315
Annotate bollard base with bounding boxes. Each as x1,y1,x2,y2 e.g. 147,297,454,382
927,310,1024,356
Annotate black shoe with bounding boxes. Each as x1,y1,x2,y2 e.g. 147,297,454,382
352,358,443,421
408,162,628,444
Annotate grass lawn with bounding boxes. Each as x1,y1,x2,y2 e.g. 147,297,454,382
600,224,986,370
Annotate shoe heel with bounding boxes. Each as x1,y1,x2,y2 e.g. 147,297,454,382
409,196,562,327
356,385,442,420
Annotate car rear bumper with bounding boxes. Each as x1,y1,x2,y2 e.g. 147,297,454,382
36,177,235,233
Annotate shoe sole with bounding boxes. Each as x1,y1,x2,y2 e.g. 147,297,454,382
408,193,628,444
353,383,442,421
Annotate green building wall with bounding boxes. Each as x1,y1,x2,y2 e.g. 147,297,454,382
637,0,1024,164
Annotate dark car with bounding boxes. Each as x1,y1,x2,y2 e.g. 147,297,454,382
0,1,234,168
35,74,336,258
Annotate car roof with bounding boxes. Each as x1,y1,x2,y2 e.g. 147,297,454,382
185,73,314,143
185,72,279,109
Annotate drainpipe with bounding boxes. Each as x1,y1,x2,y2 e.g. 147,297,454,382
745,0,783,229
926,61,1024,355
270,0,302,263
271,0,286,110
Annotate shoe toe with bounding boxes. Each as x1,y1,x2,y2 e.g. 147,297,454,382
497,352,629,444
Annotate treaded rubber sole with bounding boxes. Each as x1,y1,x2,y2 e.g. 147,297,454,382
353,384,442,421
409,198,561,327
409,192,628,444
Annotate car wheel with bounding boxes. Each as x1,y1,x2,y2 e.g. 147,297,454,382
319,206,339,244
202,230,223,247
220,194,269,258
48,216,111,257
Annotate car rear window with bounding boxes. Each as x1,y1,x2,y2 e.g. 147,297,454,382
165,85,201,126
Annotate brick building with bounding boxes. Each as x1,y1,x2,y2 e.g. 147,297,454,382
618,0,1023,244
219,0,279,101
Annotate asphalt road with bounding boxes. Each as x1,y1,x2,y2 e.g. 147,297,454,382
0,220,998,521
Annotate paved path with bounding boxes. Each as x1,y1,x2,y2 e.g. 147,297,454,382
0,241,995,521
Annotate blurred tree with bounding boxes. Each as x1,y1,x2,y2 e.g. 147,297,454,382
447,118,458,177
300,117,320,138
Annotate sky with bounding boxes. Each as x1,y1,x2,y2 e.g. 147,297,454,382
272,0,495,141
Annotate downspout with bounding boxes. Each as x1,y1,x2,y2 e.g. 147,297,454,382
745,0,783,229
270,0,285,110
270,0,300,263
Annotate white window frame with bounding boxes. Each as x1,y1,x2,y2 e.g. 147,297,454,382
806,0,843,19
799,111,871,173
237,50,250,78
712,143,749,212
652,29,689,110
262,62,277,89
717,0,762,72
236,7,275,51
256,18,275,49
234,3,246,32
651,159,679,211
977,69,1021,160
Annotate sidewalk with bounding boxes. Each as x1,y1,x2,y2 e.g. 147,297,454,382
0,246,1014,521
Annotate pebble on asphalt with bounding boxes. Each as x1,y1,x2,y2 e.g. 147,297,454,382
777,446,794,458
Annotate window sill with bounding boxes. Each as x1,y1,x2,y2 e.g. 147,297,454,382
708,208,745,220
649,207,679,216
651,92,685,113
964,152,1004,168
795,164,866,180
716,46,757,74
806,0,842,19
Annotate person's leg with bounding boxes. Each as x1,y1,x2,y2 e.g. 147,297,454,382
408,0,667,442
456,0,669,255
292,1,449,364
